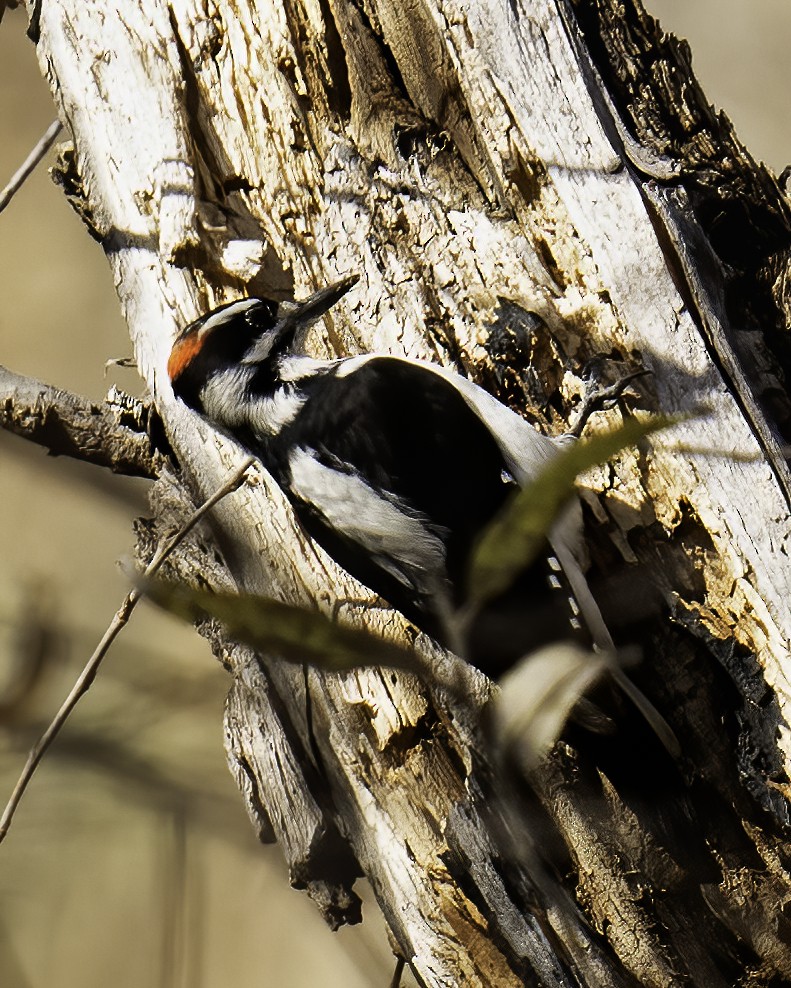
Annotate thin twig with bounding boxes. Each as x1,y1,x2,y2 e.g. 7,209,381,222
0,456,256,844
0,120,63,214
389,957,406,988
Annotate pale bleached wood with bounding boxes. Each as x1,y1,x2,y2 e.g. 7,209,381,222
28,0,791,984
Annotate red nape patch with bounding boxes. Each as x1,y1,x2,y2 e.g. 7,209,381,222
167,334,203,381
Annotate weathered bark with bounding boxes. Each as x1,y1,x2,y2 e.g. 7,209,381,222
0,365,165,476
17,0,791,984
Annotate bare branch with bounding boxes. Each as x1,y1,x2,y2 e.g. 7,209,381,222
389,957,406,988
0,456,255,845
0,364,167,478
0,119,62,213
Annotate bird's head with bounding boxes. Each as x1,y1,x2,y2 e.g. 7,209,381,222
167,274,358,414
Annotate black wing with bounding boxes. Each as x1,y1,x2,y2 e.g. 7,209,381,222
267,358,509,611
267,357,583,669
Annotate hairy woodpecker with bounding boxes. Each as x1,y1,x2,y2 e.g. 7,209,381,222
167,276,614,677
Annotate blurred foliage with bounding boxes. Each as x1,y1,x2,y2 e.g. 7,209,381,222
467,415,676,610
142,578,419,673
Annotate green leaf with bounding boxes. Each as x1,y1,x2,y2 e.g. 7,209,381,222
467,415,677,611
141,577,420,673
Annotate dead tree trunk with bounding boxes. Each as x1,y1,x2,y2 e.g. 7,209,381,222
15,0,791,984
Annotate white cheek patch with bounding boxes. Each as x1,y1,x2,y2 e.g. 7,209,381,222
200,366,305,435
287,446,449,596
200,366,255,426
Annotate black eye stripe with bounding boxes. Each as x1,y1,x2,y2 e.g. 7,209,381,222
170,298,280,410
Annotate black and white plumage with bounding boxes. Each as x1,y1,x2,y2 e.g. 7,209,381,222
168,276,613,677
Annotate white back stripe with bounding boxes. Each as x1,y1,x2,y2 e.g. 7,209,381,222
288,446,448,596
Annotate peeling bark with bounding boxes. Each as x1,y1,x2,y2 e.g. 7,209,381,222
20,0,791,984
0,365,166,477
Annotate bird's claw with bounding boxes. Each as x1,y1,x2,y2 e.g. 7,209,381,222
568,366,651,439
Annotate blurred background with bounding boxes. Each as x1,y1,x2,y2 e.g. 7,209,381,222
0,2,788,986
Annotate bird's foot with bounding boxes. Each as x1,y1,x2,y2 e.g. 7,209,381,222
568,358,651,439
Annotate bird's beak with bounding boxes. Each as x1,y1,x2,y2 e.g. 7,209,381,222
242,274,358,366
278,273,359,330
